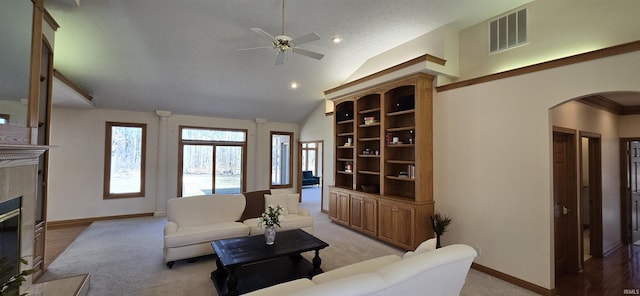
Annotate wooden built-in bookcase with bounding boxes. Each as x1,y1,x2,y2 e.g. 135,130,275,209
329,73,434,250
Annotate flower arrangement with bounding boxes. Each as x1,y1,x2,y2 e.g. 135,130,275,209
258,205,285,228
430,212,452,249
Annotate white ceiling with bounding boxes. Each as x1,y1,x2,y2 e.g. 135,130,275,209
45,0,532,123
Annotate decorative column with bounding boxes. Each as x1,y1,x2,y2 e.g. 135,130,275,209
255,118,267,190
154,110,171,216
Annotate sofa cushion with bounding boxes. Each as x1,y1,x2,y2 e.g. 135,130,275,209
241,278,315,296
164,222,249,248
244,214,313,235
240,190,270,221
312,254,401,284
167,194,245,227
403,238,437,259
265,193,299,215
298,273,386,296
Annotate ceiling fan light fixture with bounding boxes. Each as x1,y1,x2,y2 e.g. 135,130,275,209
332,36,342,44
290,81,299,89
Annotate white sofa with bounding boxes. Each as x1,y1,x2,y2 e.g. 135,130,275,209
243,239,477,296
163,192,313,268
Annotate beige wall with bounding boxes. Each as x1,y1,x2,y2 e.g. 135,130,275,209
459,0,640,80
433,50,640,290
48,107,298,221
300,101,334,211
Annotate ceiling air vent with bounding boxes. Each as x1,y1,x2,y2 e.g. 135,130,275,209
489,8,527,54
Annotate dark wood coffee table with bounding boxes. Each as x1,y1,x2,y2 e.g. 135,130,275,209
210,229,329,296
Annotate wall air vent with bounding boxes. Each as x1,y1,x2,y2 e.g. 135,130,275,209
489,8,528,54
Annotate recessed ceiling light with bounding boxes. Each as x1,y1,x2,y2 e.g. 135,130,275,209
290,81,299,89
332,36,342,44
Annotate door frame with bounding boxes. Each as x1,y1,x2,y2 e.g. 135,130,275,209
620,138,640,245
553,127,581,278
297,140,324,208
579,131,603,259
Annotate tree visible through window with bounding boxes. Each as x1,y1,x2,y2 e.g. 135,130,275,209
271,132,293,188
179,127,246,197
104,122,146,199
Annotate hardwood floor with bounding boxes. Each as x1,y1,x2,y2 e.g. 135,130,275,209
44,223,91,268
555,244,640,295
44,222,640,295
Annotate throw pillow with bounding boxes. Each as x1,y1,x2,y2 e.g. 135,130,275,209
239,190,270,221
265,193,300,215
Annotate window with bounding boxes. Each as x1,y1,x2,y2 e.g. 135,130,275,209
489,8,527,53
271,132,293,188
302,142,318,175
179,127,246,197
104,122,146,199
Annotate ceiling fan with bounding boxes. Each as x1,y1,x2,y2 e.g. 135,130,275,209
239,0,324,65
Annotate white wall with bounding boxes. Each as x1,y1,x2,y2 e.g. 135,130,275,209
433,50,640,290
458,0,640,80
550,101,622,254
300,101,334,211
48,107,298,221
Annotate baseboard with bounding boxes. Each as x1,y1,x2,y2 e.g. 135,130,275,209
471,263,555,296
602,241,623,257
47,213,154,229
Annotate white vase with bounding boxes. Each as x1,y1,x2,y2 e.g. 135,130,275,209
264,226,276,245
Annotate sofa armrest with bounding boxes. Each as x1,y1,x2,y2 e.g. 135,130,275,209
164,221,178,236
312,254,401,284
298,207,311,217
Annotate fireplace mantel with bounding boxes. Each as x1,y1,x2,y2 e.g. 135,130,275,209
0,144,49,168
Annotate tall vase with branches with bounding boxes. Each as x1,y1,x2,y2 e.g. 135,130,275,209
430,212,452,249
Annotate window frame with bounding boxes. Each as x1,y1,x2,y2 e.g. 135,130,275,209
177,126,248,197
270,131,294,189
103,121,147,199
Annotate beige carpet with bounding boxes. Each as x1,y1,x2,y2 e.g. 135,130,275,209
39,199,537,296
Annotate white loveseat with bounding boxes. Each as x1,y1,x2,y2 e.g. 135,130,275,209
163,192,313,268
243,239,477,296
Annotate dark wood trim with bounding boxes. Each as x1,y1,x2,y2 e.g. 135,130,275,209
324,54,446,96
176,126,248,196
576,95,623,115
53,69,93,101
618,137,640,245
552,126,577,135
270,131,294,189
103,122,147,199
471,263,555,296
437,40,640,92
46,213,154,229
28,0,44,143
43,8,60,31
602,241,624,257
578,131,603,259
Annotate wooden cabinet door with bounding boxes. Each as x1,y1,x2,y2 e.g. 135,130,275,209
394,204,415,250
362,196,377,236
378,200,395,243
329,190,339,220
350,195,364,230
337,192,350,225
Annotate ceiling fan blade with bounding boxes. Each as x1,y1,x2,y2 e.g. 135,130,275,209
293,48,324,60
237,46,273,51
251,28,277,41
292,32,320,45
275,52,286,65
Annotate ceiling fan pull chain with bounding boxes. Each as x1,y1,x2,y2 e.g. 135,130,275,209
282,0,285,36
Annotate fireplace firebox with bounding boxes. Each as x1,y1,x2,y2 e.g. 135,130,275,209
0,197,21,286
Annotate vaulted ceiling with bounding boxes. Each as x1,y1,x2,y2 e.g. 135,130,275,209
46,0,533,123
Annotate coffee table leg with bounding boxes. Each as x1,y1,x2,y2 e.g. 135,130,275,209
226,267,239,296
213,257,227,279
310,249,323,276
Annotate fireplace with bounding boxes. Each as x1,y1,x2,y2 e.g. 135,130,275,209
0,196,21,286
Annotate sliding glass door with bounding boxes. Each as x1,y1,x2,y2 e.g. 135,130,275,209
179,127,246,197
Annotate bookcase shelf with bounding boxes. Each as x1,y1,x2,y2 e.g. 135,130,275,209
330,72,434,250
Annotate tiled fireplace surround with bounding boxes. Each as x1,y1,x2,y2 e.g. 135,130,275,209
0,145,47,293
